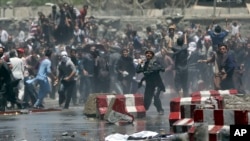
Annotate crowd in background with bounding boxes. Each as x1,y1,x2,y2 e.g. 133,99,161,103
0,2,249,111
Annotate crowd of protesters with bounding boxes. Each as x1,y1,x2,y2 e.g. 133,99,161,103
0,2,249,113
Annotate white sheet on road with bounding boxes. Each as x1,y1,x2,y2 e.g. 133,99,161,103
105,131,158,141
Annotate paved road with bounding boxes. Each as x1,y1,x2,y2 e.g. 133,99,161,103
0,91,176,141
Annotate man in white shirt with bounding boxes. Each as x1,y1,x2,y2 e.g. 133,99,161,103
9,49,25,101
230,21,241,36
0,27,9,44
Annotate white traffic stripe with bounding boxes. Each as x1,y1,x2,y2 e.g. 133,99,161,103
174,118,194,125
200,91,212,96
223,110,234,125
218,90,230,95
106,95,115,105
204,110,215,125
201,97,210,103
248,112,250,124
125,94,138,113
208,125,215,131
180,97,192,105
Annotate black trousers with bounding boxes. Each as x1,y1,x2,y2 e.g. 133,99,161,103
58,80,76,109
144,84,163,112
175,69,189,97
23,77,37,105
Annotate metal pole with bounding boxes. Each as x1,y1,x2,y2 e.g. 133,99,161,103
182,0,185,16
133,0,136,16
0,0,2,17
213,0,217,17
171,0,175,17
228,0,231,14
13,0,16,17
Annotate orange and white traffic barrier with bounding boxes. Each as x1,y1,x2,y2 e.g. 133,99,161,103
172,118,194,133
191,89,238,97
96,94,146,119
193,109,250,125
170,96,223,113
169,96,223,126
104,97,134,124
188,125,229,141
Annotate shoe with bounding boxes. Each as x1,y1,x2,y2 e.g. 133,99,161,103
158,110,164,115
33,105,39,109
38,104,45,108
73,103,79,106
33,105,44,109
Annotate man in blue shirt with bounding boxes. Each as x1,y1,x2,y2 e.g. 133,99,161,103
33,49,57,108
207,20,229,51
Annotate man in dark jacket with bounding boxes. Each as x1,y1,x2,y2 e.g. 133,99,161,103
0,46,11,111
58,51,76,109
172,33,189,97
116,49,135,94
136,50,165,115
0,46,23,110
199,43,236,90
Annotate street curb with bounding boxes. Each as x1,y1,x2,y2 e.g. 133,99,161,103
0,108,62,115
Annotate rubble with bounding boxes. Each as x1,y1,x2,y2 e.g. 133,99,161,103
223,94,250,110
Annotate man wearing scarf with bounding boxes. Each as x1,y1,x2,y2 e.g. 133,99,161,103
58,51,76,109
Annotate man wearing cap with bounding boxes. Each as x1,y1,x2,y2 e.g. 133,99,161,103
136,49,165,115
164,24,179,49
161,24,179,57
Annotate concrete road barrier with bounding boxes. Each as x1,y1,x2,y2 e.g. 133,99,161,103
193,109,250,125
170,96,223,112
172,118,194,133
96,94,145,119
191,89,238,97
104,97,134,124
188,125,229,141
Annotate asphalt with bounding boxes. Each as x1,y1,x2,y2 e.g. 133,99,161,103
0,91,176,141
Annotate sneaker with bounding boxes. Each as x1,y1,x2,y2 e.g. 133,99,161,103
33,105,44,109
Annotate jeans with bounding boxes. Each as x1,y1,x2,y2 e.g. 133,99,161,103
23,76,37,106
34,78,51,107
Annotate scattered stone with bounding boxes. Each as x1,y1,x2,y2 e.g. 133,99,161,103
81,132,88,136
62,132,68,136
223,95,250,110
20,109,29,114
